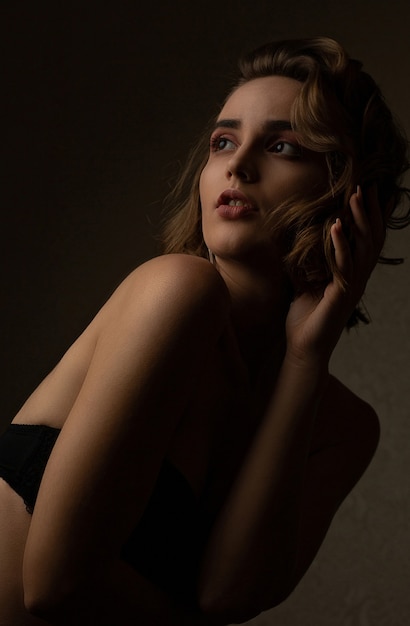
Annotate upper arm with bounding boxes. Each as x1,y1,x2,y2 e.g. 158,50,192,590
23,254,229,607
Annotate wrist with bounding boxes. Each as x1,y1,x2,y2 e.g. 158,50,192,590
284,346,329,374
281,350,330,400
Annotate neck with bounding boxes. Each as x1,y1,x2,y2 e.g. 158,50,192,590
214,254,292,373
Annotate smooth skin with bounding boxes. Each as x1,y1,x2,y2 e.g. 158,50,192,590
0,76,382,625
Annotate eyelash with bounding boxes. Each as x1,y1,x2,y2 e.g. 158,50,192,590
209,134,302,157
209,135,235,152
269,141,302,157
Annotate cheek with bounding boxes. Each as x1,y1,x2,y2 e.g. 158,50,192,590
288,161,328,195
199,163,214,206
305,156,329,188
199,170,206,202
299,168,325,191
199,169,210,226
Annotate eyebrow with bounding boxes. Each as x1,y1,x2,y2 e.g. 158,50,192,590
213,118,294,132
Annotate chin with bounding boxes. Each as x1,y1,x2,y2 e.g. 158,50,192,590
214,240,281,265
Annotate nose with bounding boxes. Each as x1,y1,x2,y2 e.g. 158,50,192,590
226,146,259,183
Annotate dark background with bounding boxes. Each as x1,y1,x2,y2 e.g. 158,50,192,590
2,2,410,624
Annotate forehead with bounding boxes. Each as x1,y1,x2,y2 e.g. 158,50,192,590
219,75,302,123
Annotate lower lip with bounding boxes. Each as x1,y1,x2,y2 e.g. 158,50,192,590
216,204,258,220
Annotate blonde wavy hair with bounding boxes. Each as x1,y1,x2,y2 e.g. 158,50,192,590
160,37,410,326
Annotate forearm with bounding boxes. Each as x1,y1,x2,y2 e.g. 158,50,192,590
198,354,328,619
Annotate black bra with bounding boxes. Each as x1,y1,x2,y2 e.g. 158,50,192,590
0,423,205,604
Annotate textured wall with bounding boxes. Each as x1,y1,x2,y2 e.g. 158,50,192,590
3,2,409,624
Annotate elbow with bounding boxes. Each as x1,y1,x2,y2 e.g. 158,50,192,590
25,598,62,621
23,561,83,620
23,541,99,620
24,579,77,621
25,593,68,621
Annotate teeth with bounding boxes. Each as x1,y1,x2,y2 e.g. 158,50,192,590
228,200,245,206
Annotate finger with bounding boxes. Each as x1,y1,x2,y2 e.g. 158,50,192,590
349,185,369,240
331,218,352,280
350,184,384,258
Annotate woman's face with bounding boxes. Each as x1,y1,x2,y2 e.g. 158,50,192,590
199,75,328,262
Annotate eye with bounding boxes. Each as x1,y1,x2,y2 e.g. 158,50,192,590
270,141,302,157
210,135,236,152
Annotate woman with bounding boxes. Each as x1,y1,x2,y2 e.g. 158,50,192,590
0,37,408,625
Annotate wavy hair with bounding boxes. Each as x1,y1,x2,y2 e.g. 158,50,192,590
161,37,410,326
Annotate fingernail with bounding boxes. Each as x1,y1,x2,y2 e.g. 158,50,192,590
356,184,362,199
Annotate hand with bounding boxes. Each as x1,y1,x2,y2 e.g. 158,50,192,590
285,184,385,365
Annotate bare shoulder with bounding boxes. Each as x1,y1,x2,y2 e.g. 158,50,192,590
326,375,380,435
316,374,380,469
101,253,230,325
127,253,228,293
300,375,381,539
14,255,229,426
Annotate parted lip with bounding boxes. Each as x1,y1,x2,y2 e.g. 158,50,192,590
216,188,258,210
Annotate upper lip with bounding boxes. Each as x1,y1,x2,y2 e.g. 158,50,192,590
216,189,258,210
